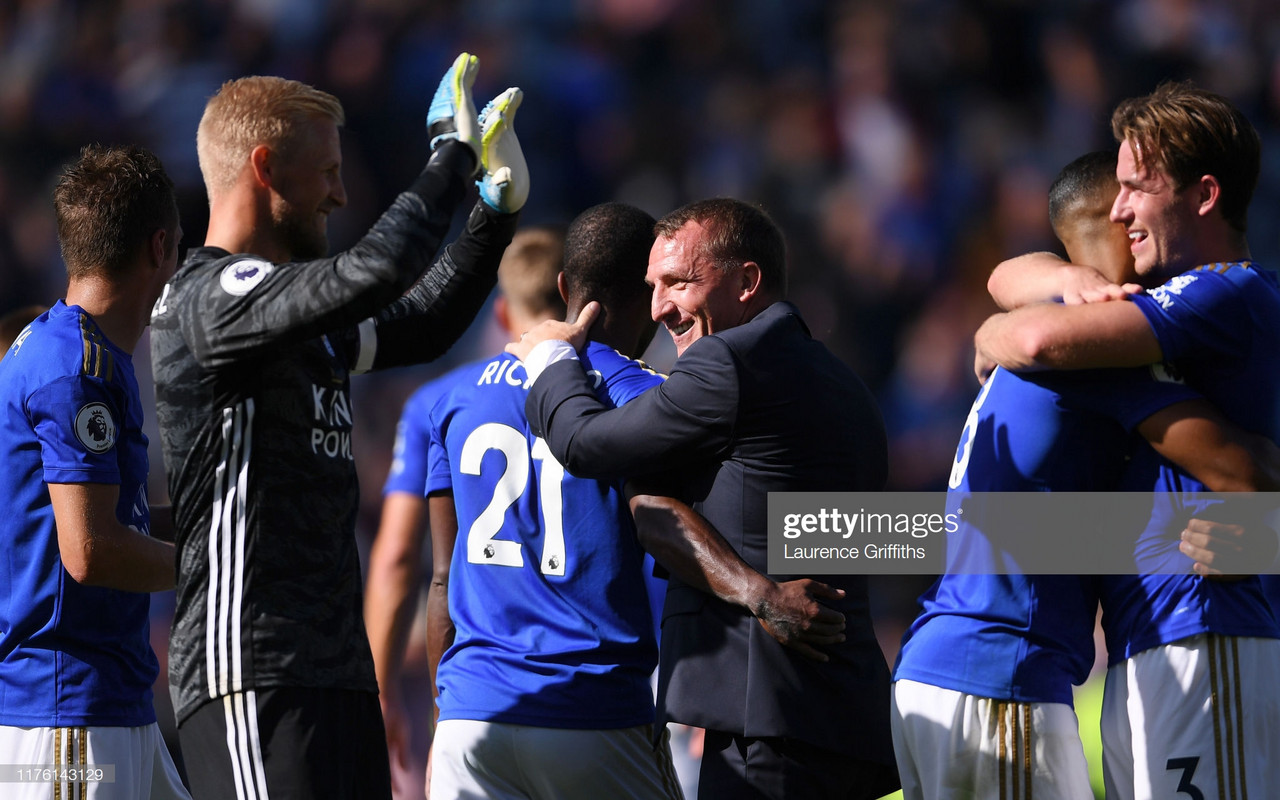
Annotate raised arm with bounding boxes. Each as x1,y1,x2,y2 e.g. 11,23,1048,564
363,203,516,371
179,60,521,368
362,87,529,372
179,142,479,368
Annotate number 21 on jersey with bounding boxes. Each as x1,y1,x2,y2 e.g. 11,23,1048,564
459,422,567,576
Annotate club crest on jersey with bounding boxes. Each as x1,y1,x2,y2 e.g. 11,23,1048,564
220,259,274,296
74,402,117,454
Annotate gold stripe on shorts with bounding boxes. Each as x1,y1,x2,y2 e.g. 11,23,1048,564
1022,703,1033,800
1209,635,1249,800
53,729,60,800
994,700,1033,800
995,700,1006,800
51,727,89,800
1231,637,1248,800
78,726,87,800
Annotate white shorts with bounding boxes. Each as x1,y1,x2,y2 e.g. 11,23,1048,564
1101,634,1280,800
891,679,1094,800
0,722,189,800
430,719,684,800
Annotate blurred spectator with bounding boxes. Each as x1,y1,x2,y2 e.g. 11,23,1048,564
5,6,1280,794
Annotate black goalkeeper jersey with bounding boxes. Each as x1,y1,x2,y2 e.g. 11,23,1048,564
151,143,516,723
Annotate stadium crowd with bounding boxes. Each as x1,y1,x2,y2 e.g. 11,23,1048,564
5,1,1280,798
6,0,1280,489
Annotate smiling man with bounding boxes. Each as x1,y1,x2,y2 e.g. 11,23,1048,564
508,198,898,800
974,82,1280,799
150,55,529,799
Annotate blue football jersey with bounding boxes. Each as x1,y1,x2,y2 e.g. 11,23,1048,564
428,342,666,728
0,301,157,726
1100,262,1280,663
894,365,1196,703
384,374,457,499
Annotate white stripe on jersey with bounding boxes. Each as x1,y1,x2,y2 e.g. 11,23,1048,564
232,402,253,693
207,409,231,698
353,318,377,374
207,400,254,700
217,408,235,696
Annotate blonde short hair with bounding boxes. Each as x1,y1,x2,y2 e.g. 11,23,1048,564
197,76,345,200
497,226,567,321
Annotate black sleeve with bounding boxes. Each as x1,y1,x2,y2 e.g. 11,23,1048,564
184,141,476,368
365,201,518,371
526,337,740,481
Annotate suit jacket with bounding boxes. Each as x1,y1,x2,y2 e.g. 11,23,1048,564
527,301,893,763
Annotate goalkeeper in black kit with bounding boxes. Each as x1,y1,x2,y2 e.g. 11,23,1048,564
150,54,528,799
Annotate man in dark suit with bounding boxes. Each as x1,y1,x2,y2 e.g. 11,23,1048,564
507,198,899,800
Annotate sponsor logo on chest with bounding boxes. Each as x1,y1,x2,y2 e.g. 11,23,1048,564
311,384,353,460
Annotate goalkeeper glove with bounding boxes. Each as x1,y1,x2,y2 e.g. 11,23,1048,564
476,87,529,214
427,52,481,176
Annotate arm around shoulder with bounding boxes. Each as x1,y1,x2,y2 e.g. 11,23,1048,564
987,252,1071,310
988,253,1142,310
527,339,738,480
974,299,1162,375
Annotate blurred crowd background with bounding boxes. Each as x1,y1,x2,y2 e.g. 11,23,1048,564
4,0,1280,793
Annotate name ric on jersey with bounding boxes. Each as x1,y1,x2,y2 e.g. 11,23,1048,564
476,358,603,391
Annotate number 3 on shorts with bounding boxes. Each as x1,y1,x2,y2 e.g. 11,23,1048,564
1166,756,1204,800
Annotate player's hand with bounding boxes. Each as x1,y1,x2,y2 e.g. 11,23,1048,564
427,53,481,174
1180,517,1274,581
753,578,847,662
477,88,529,213
1060,265,1142,305
506,301,600,361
